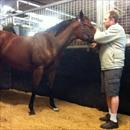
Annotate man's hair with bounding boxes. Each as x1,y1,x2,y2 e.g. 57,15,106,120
109,10,119,23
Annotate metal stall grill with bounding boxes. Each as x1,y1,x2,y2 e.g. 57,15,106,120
0,0,129,46
98,0,130,35
0,0,96,26
115,0,130,45
97,0,130,45
0,0,97,48
115,0,130,34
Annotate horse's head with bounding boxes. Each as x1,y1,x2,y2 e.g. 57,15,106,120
74,10,96,43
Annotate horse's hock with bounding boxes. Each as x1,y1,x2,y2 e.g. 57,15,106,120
0,47,130,115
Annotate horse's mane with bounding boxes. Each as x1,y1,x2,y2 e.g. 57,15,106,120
3,19,73,37
3,24,16,34
45,19,73,36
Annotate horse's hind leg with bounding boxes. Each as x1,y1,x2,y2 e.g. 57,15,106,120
29,66,44,115
47,66,59,111
49,87,59,111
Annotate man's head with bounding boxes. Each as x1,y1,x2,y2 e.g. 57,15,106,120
103,10,119,29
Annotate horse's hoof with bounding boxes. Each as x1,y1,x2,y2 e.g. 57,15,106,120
29,111,35,115
52,107,59,112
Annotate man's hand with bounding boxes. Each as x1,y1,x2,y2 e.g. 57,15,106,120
89,42,97,48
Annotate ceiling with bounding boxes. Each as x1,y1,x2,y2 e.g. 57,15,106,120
24,0,62,5
2,0,63,11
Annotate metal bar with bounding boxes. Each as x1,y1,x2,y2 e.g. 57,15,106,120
17,0,40,9
45,8,75,18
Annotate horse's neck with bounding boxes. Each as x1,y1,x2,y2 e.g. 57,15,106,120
55,21,79,50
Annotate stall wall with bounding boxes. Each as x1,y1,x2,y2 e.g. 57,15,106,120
0,47,130,115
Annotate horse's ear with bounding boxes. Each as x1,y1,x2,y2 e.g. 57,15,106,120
79,10,84,20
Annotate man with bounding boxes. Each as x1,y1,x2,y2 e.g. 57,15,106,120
91,10,126,129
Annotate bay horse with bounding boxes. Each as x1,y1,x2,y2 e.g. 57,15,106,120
0,11,95,115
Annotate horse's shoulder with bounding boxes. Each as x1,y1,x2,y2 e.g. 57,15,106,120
33,32,54,43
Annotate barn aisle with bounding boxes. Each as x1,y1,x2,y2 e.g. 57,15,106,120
0,89,130,130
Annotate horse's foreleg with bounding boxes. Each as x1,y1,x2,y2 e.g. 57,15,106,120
29,93,35,115
49,88,59,111
29,66,44,115
47,67,59,112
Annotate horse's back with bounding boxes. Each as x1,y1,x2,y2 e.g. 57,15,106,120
0,31,57,70
0,31,34,70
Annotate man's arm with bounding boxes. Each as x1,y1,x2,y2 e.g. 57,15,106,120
94,27,120,44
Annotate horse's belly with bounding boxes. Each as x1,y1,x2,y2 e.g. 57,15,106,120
2,49,32,70
7,58,32,70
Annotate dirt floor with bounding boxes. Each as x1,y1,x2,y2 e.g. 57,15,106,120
0,89,130,130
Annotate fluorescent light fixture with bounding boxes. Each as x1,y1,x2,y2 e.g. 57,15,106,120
1,5,15,14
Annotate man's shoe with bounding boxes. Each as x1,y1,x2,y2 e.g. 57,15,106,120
100,120,119,129
99,113,110,121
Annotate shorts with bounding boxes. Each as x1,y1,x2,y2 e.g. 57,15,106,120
101,68,123,96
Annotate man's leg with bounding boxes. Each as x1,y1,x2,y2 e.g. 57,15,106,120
99,96,111,121
100,69,121,129
110,96,119,122
107,96,111,114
